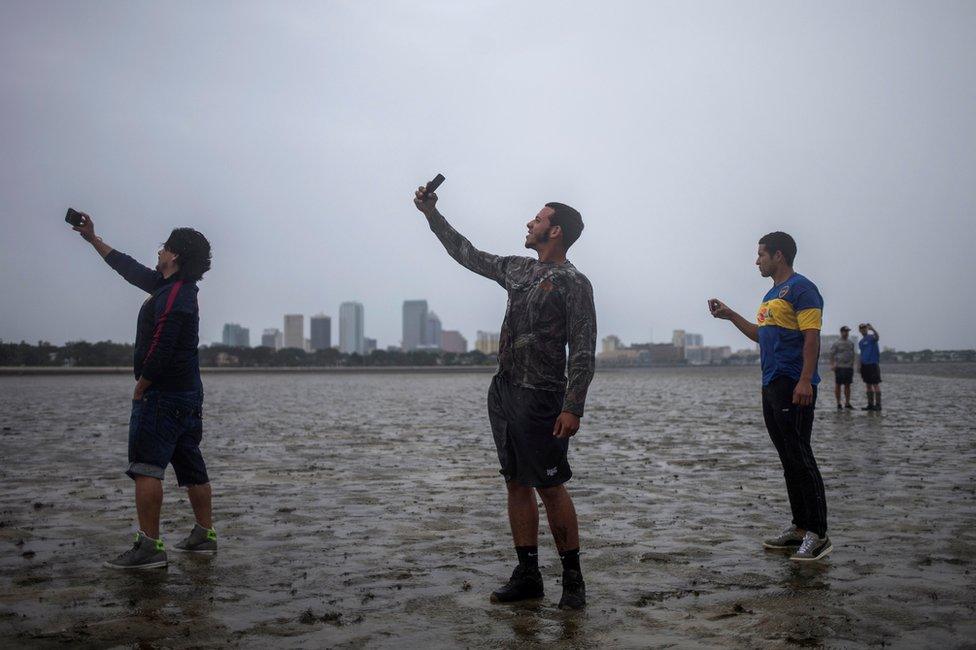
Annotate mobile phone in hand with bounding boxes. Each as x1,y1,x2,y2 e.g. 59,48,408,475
423,173,445,197
65,208,84,227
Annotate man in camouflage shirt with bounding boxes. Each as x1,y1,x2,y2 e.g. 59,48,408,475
414,185,596,610
829,326,856,409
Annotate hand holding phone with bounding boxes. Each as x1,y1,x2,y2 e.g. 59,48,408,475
65,208,84,227
423,173,445,198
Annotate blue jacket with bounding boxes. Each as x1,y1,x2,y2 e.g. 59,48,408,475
105,250,202,392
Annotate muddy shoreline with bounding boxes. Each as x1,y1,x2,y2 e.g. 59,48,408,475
1,367,974,647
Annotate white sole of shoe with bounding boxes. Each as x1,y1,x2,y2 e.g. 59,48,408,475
170,547,217,555
103,560,168,570
790,545,833,562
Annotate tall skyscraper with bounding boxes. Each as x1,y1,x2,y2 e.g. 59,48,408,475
222,323,250,347
310,314,332,351
441,330,467,353
364,337,377,355
425,310,443,349
476,331,500,355
283,314,304,349
261,328,283,350
402,300,428,351
672,329,686,348
339,302,365,354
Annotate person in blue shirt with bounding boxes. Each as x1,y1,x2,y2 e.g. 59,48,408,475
72,212,218,569
708,232,831,562
858,323,882,410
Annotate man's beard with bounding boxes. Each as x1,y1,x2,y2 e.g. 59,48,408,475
525,231,549,249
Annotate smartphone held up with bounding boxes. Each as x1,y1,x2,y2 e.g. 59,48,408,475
65,208,84,227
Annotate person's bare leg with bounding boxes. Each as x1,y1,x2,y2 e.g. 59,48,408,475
843,383,851,405
134,476,163,539
507,481,539,546
186,483,213,528
536,485,579,553
834,382,841,405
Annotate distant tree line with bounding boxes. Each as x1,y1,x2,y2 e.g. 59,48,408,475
0,340,495,367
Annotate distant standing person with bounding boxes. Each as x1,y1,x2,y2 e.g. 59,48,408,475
830,326,856,409
858,323,882,411
72,213,218,569
413,185,596,609
708,232,831,562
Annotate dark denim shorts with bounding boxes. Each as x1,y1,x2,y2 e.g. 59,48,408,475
127,389,209,486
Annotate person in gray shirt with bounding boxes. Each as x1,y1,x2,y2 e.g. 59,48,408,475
413,184,596,610
829,326,856,409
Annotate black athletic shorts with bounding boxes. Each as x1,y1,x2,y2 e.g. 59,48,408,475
834,367,854,385
487,373,571,488
860,363,882,384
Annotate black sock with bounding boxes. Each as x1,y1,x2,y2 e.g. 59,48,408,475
867,392,875,407
875,391,881,408
515,545,538,569
559,548,581,574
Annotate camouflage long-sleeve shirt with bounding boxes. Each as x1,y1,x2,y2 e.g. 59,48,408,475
427,209,597,416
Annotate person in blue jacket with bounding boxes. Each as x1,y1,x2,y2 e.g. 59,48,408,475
857,323,882,411
73,212,218,569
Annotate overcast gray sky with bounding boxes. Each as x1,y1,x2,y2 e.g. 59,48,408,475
2,1,974,351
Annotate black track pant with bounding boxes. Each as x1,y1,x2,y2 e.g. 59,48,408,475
761,376,828,537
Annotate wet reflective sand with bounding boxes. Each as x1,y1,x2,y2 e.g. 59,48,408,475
1,365,974,647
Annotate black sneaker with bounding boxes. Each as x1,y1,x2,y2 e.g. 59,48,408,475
558,570,586,610
836,404,843,410
861,405,876,411
844,403,853,409
490,564,544,603
790,532,833,562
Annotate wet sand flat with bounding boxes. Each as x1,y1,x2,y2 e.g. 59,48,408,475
1,366,974,648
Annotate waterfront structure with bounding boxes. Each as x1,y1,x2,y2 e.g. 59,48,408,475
310,314,332,351
283,314,304,349
441,330,467,353
402,300,428,351
476,331,500,355
261,328,283,350
426,311,443,349
222,323,250,347
602,335,622,353
339,301,365,355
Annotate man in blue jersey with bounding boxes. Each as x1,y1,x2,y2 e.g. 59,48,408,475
72,212,218,569
858,323,882,411
708,232,831,562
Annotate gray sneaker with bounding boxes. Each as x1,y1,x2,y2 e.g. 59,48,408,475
173,524,217,554
790,532,832,562
104,532,168,570
762,525,805,550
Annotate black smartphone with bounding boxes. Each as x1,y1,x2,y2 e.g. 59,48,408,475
65,208,84,227
423,173,445,196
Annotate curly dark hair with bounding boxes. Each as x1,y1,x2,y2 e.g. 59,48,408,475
164,227,211,282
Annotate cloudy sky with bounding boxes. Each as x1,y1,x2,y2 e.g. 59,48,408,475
2,1,973,351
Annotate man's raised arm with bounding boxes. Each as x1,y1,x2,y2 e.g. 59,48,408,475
414,186,510,286
73,212,162,293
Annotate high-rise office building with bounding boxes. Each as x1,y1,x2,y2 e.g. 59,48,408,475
602,335,623,353
441,330,467,353
425,311,443,349
686,333,703,347
310,314,332,351
283,314,304,349
261,328,283,350
339,302,365,354
476,331,500,355
402,300,428,351
672,329,685,348
222,323,250,347
364,337,377,355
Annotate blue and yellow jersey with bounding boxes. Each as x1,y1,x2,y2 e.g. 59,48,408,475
757,273,823,386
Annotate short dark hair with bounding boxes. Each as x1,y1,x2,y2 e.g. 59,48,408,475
545,202,584,249
165,227,211,282
758,231,797,266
